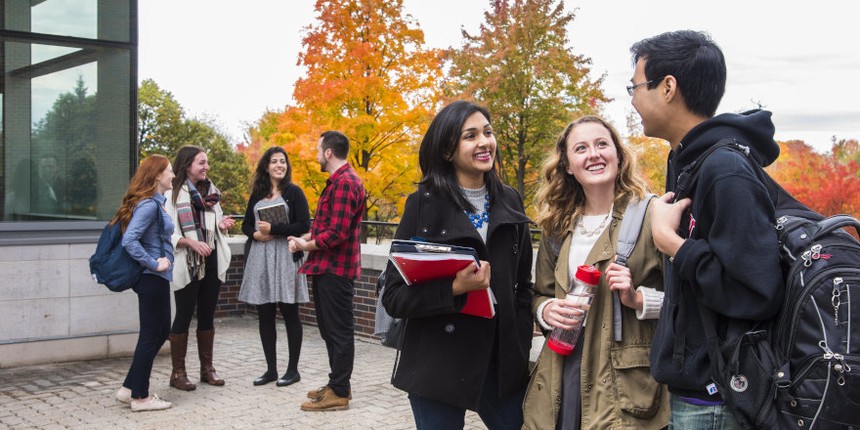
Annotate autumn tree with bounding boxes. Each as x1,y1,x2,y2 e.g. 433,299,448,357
446,0,608,209
768,140,860,218
832,138,860,166
138,79,184,159
624,111,668,193
246,0,443,227
138,79,250,217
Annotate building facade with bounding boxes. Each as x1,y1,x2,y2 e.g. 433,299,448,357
0,0,139,367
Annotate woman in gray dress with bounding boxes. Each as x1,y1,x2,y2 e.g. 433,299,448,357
239,146,310,387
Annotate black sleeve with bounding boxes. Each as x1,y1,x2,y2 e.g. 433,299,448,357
270,184,311,237
241,195,259,239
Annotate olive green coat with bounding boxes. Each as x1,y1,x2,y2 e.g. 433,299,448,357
522,197,670,430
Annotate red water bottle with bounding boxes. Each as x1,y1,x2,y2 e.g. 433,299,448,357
546,265,601,356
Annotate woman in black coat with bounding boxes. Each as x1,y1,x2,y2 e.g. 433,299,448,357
382,100,534,430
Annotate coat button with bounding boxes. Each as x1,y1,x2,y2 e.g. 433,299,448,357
422,227,429,234
444,323,455,333
440,229,447,236
424,192,431,197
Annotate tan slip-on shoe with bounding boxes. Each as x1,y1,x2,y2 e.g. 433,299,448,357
300,388,349,411
115,387,131,404
130,394,172,412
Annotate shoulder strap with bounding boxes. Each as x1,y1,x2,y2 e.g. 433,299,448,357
675,138,822,220
611,194,656,341
674,138,741,201
615,194,656,265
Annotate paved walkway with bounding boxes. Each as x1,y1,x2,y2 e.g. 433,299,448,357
0,315,489,429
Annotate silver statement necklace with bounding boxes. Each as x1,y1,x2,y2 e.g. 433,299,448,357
576,204,613,238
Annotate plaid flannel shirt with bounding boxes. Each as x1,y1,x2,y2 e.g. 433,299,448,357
300,163,366,279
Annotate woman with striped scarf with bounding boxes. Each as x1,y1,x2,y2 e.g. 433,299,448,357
164,145,234,392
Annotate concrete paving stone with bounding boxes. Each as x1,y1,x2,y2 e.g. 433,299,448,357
0,315,503,429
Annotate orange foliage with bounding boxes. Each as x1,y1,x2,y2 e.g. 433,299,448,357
242,0,443,223
626,134,669,194
768,140,860,218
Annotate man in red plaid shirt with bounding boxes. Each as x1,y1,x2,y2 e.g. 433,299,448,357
289,131,366,412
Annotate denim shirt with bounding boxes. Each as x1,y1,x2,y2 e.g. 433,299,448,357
121,193,175,282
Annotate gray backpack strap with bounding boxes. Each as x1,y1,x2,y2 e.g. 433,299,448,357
612,194,656,341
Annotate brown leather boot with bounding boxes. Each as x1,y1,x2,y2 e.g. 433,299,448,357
300,386,349,411
197,329,225,386
168,333,197,391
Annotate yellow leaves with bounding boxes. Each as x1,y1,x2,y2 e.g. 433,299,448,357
626,133,669,194
246,0,442,221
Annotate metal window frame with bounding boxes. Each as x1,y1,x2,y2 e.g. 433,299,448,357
0,1,138,245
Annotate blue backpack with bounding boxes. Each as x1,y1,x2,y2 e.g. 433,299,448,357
89,199,164,292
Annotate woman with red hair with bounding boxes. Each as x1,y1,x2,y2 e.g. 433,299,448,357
113,154,176,412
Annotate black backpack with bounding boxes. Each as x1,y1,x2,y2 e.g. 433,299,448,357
675,138,860,429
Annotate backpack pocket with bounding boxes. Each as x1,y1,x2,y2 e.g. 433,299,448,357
710,329,781,429
778,354,860,429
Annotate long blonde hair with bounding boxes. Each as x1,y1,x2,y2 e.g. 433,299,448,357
111,155,169,232
534,116,650,238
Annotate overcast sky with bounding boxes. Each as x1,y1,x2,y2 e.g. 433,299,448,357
139,0,859,153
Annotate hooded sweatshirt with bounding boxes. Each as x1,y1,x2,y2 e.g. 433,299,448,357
649,109,785,400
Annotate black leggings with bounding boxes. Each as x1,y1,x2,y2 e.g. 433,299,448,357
257,302,302,375
171,252,221,333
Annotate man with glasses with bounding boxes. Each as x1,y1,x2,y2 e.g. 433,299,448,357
628,30,784,429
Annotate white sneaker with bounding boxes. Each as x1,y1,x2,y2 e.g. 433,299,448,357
130,393,172,412
115,387,131,404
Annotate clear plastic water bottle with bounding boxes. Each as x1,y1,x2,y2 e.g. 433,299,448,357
546,265,601,356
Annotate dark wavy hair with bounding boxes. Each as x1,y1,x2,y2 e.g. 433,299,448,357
631,30,726,118
171,145,207,205
418,100,504,211
250,146,292,200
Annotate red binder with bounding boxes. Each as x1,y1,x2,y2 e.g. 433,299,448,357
389,240,496,319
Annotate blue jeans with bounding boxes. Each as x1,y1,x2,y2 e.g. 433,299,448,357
408,364,525,430
669,393,742,430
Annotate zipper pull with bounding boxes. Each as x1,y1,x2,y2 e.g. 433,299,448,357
802,250,813,267
775,215,788,230
818,340,835,360
832,277,843,325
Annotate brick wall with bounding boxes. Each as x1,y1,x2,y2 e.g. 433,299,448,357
215,240,388,340
215,253,247,318
216,241,535,342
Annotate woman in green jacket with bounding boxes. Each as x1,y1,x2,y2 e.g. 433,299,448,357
522,116,669,429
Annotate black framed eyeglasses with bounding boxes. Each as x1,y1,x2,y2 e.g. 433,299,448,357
626,76,666,97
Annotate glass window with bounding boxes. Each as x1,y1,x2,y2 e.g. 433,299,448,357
4,0,131,43
1,0,135,235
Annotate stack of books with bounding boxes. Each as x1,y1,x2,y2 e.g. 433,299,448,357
388,239,495,319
